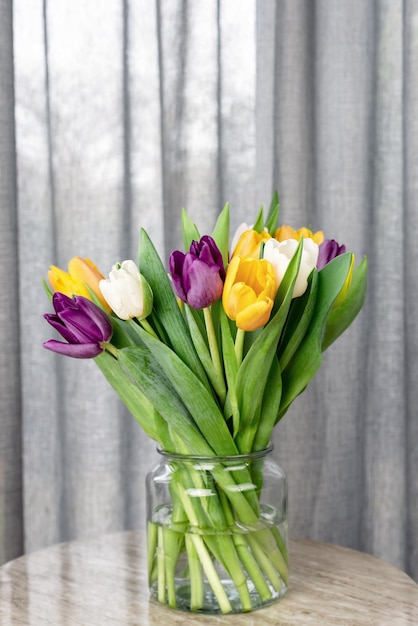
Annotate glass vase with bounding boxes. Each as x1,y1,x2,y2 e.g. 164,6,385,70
146,446,288,614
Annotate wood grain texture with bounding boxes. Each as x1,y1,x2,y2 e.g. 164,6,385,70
0,531,417,625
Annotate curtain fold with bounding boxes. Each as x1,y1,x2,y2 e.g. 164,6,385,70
0,0,416,582
0,0,23,564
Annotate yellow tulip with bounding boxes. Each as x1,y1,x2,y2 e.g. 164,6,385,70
231,229,271,260
275,225,324,245
222,256,277,331
48,257,111,311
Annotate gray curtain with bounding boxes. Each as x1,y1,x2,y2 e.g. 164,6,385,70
1,0,417,583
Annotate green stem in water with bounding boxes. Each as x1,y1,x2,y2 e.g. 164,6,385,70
185,533,203,610
157,526,166,603
163,527,182,607
255,529,289,585
246,533,283,592
234,328,245,364
218,490,272,602
190,534,232,614
147,521,158,586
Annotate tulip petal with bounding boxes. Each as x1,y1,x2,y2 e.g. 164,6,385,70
99,279,127,318
43,339,103,358
223,256,277,330
226,283,257,320
236,299,274,331
43,313,81,344
73,296,113,340
58,310,102,343
317,239,346,270
169,250,187,302
44,294,113,359
169,236,225,308
52,291,79,313
186,258,223,309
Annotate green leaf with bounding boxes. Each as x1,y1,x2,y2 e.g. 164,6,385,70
211,202,230,266
95,351,173,450
43,279,53,301
322,256,368,351
138,228,211,391
108,316,141,348
279,253,353,416
253,207,264,233
278,270,318,370
234,240,303,452
181,208,200,251
184,305,226,400
253,206,264,233
265,191,280,235
252,355,282,451
125,326,239,456
118,347,214,455
220,308,240,435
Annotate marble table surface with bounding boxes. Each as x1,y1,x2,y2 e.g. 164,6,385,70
0,530,417,625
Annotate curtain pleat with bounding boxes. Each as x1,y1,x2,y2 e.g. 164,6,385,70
0,0,23,564
0,0,415,582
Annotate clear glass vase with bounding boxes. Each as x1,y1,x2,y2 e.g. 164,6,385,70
146,446,288,614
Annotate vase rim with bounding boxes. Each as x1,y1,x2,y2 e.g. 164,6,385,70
156,444,273,463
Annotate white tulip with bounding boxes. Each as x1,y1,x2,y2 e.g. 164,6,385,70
99,260,153,320
263,238,319,298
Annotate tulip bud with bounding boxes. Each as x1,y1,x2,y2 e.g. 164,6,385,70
317,239,346,270
263,238,319,298
48,256,110,311
169,236,225,309
222,256,276,331
274,225,324,245
43,293,113,358
99,260,153,321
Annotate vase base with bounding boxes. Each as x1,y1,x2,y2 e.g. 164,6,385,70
150,576,288,614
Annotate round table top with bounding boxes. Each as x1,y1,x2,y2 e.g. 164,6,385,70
0,530,417,625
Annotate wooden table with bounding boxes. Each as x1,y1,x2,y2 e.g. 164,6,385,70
0,530,417,625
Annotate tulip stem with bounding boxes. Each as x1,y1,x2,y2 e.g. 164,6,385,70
102,342,119,358
203,307,225,399
234,329,245,365
139,318,159,340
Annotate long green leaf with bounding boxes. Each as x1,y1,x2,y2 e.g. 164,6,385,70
253,207,264,233
322,256,368,351
265,191,279,235
220,308,240,435
184,305,226,400
138,228,211,392
278,270,318,370
126,326,239,456
181,208,200,250
279,253,353,415
43,278,53,300
252,355,282,451
234,240,303,452
211,202,230,266
118,347,215,455
95,351,173,449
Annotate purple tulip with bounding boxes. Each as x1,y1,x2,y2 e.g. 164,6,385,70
43,292,113,358
169,235,226,309
317,239,346,270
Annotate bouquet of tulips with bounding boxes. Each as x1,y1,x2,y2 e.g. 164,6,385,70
43,194,367,613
